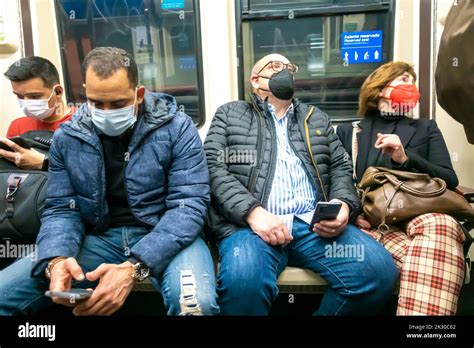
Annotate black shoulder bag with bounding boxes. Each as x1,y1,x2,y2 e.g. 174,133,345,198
0,131,53,244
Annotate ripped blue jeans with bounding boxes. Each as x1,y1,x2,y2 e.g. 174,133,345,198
0,227,219,316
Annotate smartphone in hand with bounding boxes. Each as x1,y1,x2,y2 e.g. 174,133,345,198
45,289,93,303
10,137,32,149
0,137,32,152
309,201,342,231
0,142,13,152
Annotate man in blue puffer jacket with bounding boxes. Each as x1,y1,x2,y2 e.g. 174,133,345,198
0,47,219,316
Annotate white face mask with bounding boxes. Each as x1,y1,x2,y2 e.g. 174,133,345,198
88,89,138,137
17,86,58,120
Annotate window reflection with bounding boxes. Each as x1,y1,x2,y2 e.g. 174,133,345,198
242,11,392,118
55,0,203,125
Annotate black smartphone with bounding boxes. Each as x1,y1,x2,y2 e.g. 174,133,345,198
10,137,32,149
45,289,93,301
0,142,13,152
0,137,32,152
309,201,342,231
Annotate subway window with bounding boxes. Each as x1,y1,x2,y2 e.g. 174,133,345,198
237,0,394,120
55,0,205,126
242,0,384,11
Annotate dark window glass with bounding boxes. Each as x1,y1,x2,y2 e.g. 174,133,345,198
239,2,393,119
55,0,204,126
243,0,332,11
243,0,385,12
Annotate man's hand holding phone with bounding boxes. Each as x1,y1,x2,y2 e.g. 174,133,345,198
0,137,45,170
48,257,86,307
311,199,350,238
72,261,137,316
46,257,136,315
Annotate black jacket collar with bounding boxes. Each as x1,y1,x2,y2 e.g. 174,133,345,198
250,93,302,116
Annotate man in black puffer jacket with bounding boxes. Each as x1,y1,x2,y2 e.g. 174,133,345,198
204,54,398,315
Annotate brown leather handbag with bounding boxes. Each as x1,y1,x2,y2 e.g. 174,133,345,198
357,167,474,231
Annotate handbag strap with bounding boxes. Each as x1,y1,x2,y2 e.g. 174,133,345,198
383,173,447,197
378,181,404,233
375,173,446,233
303,106,329,202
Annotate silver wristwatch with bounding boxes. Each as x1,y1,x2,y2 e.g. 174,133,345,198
130,261,150,282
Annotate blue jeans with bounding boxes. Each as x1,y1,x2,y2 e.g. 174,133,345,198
217,218,398,315
0,227,219,316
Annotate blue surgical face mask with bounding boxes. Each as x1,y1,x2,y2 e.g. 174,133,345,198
88,89,138,136
18,85,58,120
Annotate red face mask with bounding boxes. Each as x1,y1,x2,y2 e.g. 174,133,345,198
384,84,420,113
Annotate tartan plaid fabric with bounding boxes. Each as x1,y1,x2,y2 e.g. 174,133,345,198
363,213,465,315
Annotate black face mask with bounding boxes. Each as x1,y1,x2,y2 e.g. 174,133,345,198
258,68,295,100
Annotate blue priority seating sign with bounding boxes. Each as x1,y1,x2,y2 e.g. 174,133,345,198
341,30,383,65
161,0,185,10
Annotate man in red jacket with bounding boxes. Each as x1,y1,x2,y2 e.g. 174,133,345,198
1,56,73,170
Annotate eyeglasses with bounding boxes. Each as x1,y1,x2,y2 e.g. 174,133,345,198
257,61,299,75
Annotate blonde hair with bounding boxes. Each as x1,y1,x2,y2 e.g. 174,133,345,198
358,61,417,117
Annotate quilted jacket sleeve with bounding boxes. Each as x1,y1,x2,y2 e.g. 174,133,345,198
130,114,210,277
31,129,86,277
204,103,261,226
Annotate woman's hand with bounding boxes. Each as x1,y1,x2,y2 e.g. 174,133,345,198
356,215,372,232
374,133,408,164
355,214,382,241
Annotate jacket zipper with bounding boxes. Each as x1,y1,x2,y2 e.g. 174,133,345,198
287,125,320,198
261,115,277,208
122,120,174,228
97,140,107,230
123,160,150,227
248,103,265,194
302,106,328,202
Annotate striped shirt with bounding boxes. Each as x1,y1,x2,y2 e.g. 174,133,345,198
266,103,319,233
